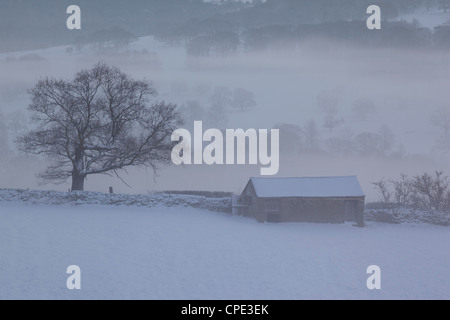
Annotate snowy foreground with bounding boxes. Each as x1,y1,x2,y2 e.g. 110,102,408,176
0,199,449,300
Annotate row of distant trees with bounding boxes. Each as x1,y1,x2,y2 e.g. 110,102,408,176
242,21,450,51
2,0,449,53
316,91,450,155
173,87,449,157
71,27,138,53
316,92,378,132
179,86,256,128
66,3,450,57
2,83,449,162
275,121,398,157
153,0,450,52
373,171,450,213
178,21,450,57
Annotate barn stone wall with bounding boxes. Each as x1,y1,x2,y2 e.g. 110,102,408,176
255,197,364,225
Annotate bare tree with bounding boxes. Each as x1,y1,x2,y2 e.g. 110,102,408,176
232,88,256,112
273,123,303,154
411,171,449,211
18,63,182,191
390,174,413,207
207,86,232,127
354,132,382,156
316,91,343,132
325,128,353,155
179,100,205,129
323,114,344,132
378,124,395,156
209,86,232,110
303,120,320,152
373,179,391,206
352,98,377,121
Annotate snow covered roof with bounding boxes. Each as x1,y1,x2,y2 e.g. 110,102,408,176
249,176,365,198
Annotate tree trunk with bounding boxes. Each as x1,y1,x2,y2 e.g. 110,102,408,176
71,172,85,191
71,145,85,191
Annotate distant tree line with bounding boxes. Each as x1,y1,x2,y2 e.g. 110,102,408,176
180,21,450,57
274,121,398,158
2,0,450,53
179,86,257,129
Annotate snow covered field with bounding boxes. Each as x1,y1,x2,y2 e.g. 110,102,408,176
0,200,449,300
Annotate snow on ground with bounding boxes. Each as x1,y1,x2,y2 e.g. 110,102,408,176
0,199,449,300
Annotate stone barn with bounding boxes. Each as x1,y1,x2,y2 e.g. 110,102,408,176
238,176,365,226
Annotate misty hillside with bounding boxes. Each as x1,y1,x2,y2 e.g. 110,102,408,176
1,2,450,199
1,33,450,198
1,0,449,53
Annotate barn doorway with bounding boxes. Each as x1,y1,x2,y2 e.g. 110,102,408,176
344,200,357,222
